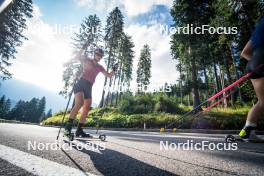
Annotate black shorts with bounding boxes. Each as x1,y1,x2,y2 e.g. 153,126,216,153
73,78,93,99
250,46,264,79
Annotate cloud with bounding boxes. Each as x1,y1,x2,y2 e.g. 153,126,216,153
124,24,179,91
74,0,123,14
74,0,173,17
122,0,173,17
129,5,173,27
10,5,73,92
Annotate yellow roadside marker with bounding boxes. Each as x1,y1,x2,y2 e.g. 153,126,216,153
160,128,165,133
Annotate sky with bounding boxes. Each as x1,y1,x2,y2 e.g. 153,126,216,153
9,0,179,105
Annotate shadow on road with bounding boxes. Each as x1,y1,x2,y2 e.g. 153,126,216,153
203,146,264,167
119,134,264,167
71,139,177,176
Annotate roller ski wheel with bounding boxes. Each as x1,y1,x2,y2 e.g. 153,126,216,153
99,134,106,141
225,134,236,143
69,133,74,141
63,132,75,141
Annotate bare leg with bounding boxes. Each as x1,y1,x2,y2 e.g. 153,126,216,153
239,77,264,141
75,99,92,137
246,77,264,123
69,92,84,120
79,99,92,124
64,92,84,135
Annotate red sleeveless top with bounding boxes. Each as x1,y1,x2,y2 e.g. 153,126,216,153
80,58,104,84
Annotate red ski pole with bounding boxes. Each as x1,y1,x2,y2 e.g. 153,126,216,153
166,64,264,129
204,92,232,112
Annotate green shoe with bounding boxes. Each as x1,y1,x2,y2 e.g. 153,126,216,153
239,126,264,142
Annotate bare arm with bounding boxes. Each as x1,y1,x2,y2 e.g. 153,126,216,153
101,64,118,78
101,69,114,78
73,48,85,61
73,42,90,61
241,40,253,61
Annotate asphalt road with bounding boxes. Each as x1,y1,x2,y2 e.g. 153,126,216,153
0,123,264,176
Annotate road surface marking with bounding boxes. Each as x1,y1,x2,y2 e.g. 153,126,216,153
0,144,96,176
106,131,221,140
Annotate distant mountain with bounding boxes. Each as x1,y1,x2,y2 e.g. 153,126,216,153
0,79,69,113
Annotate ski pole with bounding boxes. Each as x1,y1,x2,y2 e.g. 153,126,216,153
204,93,232,112
207,63,264,102
56,77,79,140
166,99,207,129
56,89,74,140
166,72,253,129
174,89,237,129
204,88,239,112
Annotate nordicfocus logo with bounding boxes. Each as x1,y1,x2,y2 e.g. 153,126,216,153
160,140,238,151
27,140,106,151
160,24,238,35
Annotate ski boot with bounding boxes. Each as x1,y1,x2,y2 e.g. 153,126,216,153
75,128,92,138
239,126,264,143
64,121,74,141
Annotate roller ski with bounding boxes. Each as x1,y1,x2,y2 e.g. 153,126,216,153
63,121,106,141
75,128,106,141
225,126,264,143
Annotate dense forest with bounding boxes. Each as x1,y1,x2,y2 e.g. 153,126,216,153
0,95,52,123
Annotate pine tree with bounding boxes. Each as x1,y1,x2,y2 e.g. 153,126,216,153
0,95,11,118
25,98,38,122
8,100,25,121
115,34,135,105
45,109,52,119
0,95,5,118
100,7,124,107
136,44,151,93
37,97,46,122
171,0,215,109
0,0,33,82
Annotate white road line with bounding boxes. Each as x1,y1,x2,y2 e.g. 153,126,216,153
0,144,96,176
106,131,221,140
